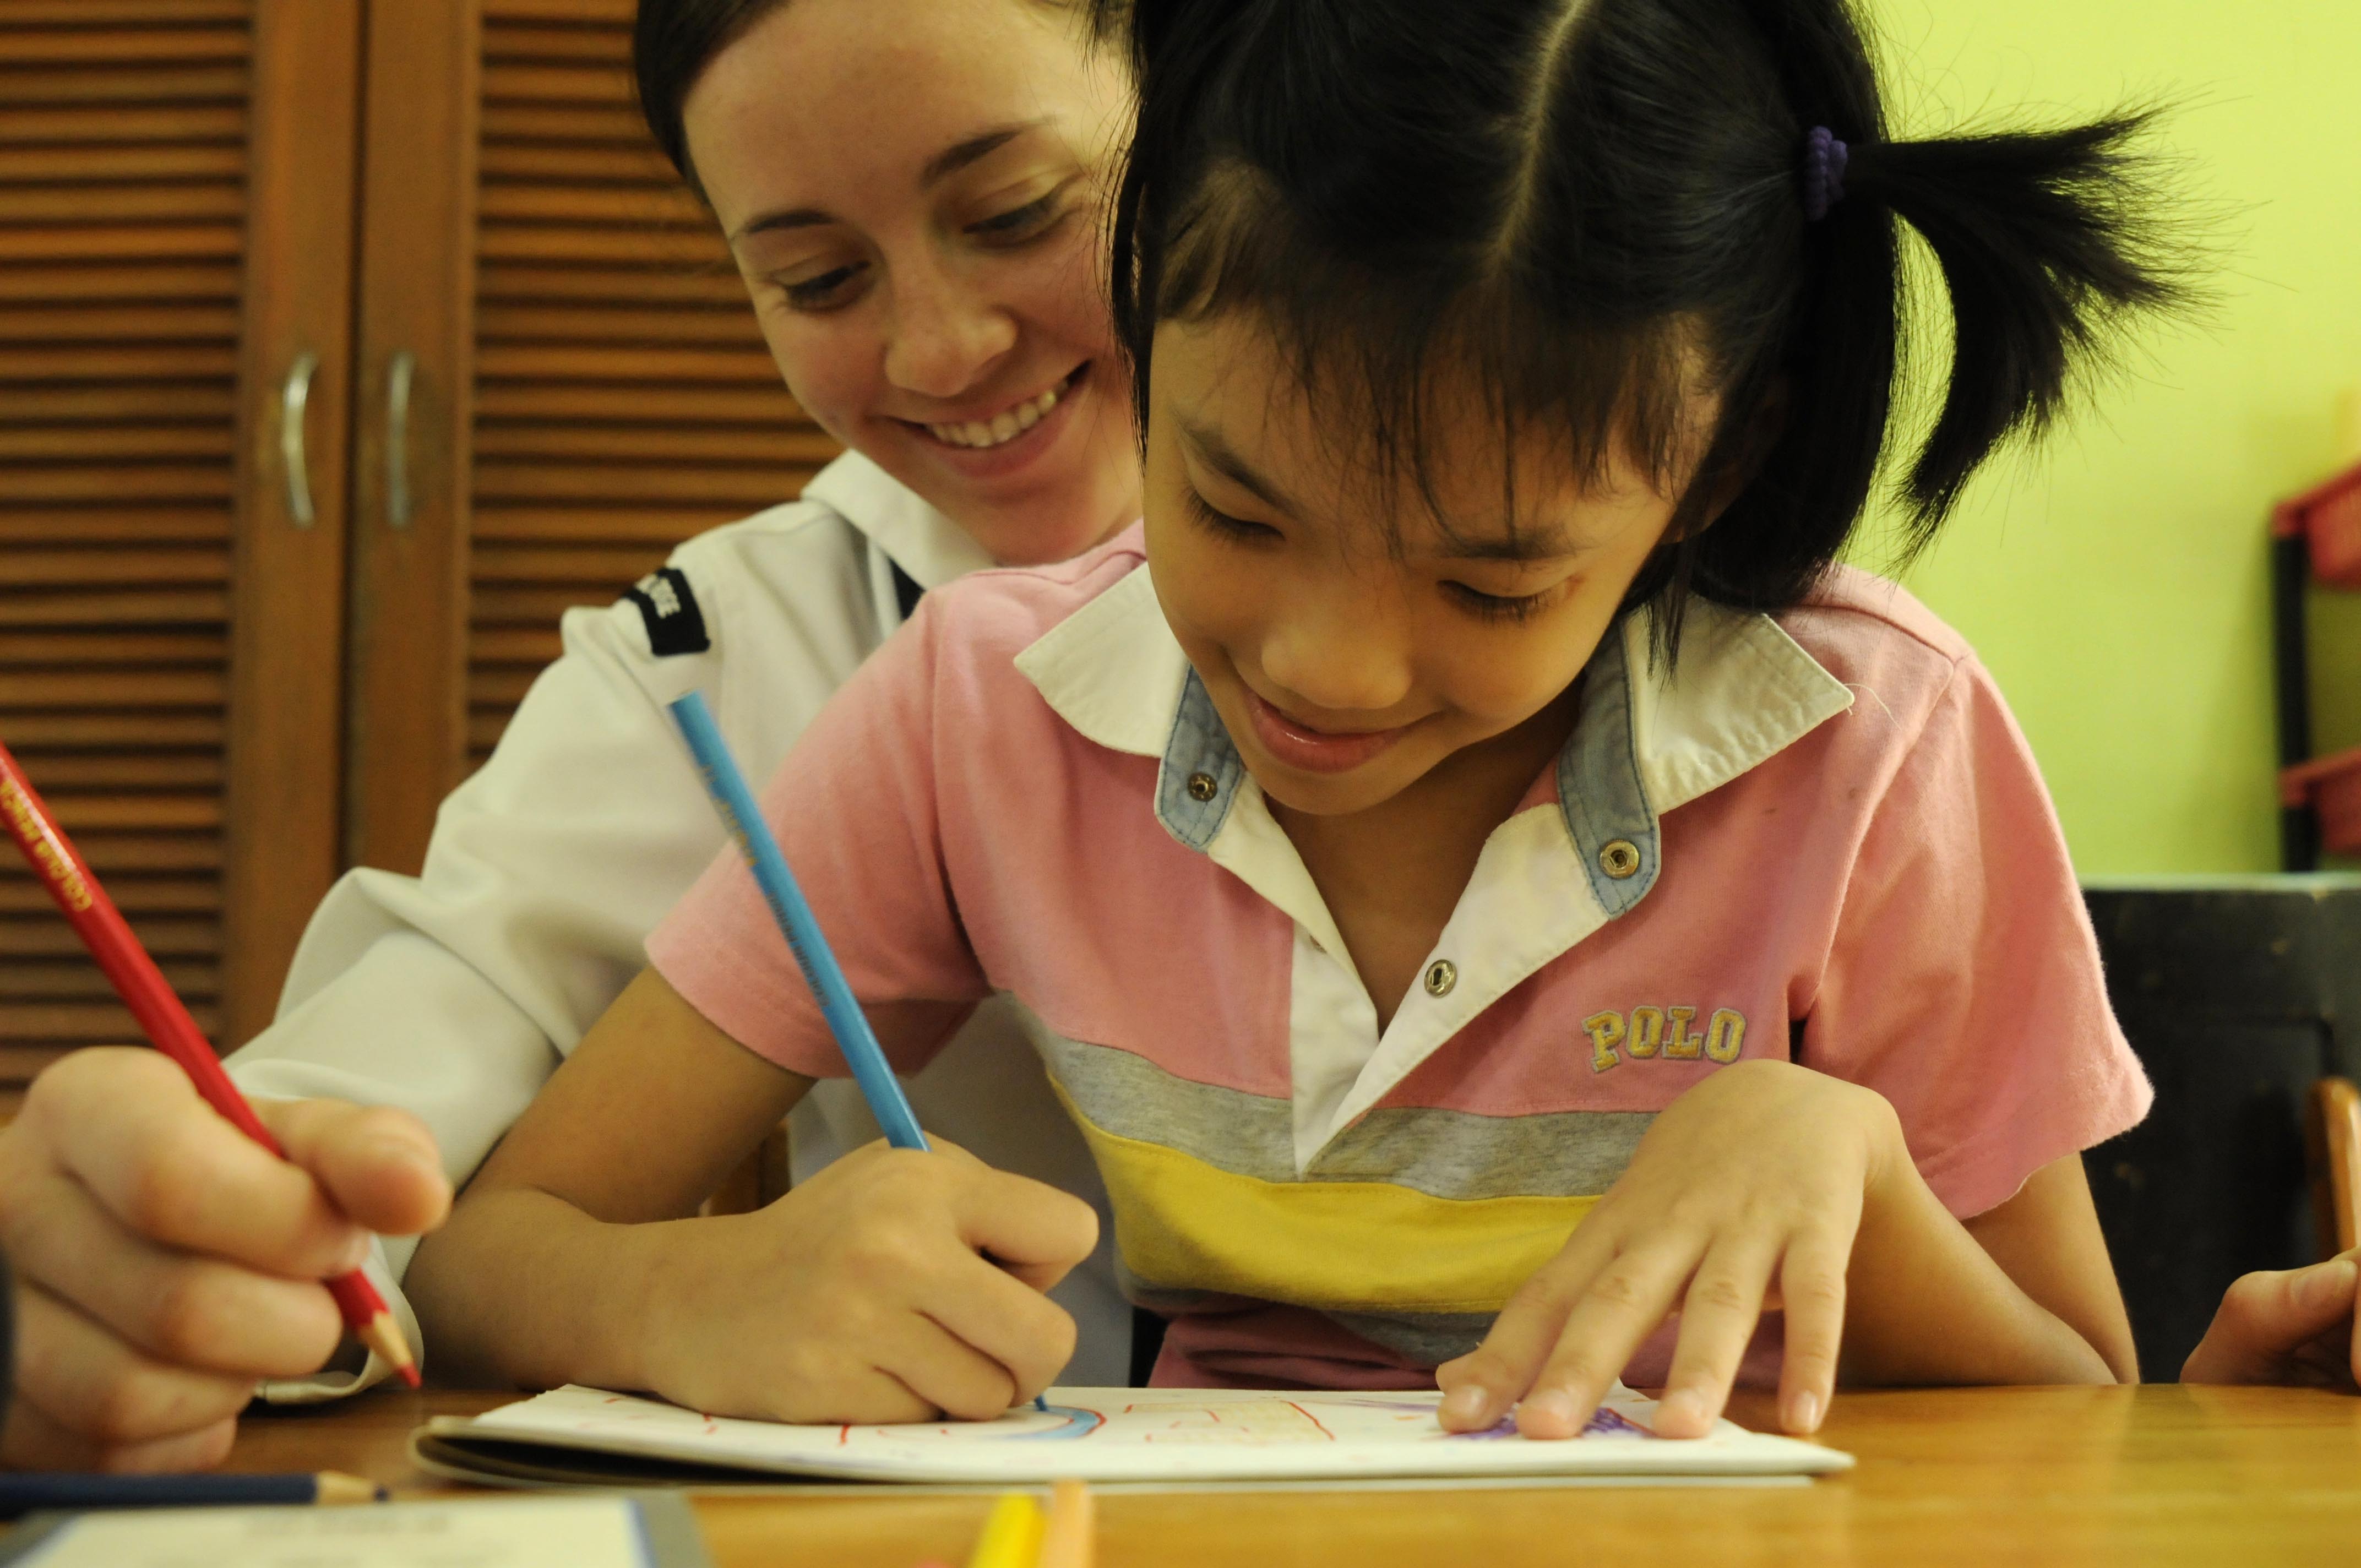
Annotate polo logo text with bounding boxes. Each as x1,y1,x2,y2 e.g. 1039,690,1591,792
1582,1006,1746,1072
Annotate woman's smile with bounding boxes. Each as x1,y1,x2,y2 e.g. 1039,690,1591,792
893,362,1095,484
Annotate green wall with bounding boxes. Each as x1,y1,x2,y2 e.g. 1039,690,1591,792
1857,0,2361,874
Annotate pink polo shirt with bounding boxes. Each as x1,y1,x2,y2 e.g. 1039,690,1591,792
649,531,2151,1390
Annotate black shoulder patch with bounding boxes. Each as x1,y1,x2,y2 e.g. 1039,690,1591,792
623,566,710,656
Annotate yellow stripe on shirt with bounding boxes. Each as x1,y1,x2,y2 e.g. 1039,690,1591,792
1057,1087,1601,1315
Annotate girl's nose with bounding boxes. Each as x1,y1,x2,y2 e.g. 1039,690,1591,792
882,261,1018,400
1259,587,1415,718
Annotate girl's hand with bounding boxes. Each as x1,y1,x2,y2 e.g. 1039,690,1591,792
1435,1058,1904,1441
2182,1250,2361,1390
635,1137,1099,1425
0,1049,450,1472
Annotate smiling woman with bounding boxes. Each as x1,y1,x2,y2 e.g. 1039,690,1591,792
0,0,1146,1473
651,0,1139,564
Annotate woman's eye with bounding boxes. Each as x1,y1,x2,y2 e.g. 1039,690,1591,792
780,264,864,310
1185,491,1279,543
1444,581,1553,623
969,193,1062,242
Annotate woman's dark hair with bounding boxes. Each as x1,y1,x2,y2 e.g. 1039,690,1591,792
1093,0,2195,643
633,0,788,200
634,0,1092,204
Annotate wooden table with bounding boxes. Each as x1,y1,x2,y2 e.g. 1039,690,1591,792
226,1385,2361,1566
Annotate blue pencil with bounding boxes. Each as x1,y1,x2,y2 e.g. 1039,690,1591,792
667,693,1048,1411
667,692,929,1150
0,1471,384,1516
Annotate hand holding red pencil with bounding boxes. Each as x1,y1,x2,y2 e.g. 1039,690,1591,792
0,739,449,1469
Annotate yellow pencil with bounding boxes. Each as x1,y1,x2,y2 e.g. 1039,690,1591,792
1038,1478,1095,1568
966,1492,1046,1568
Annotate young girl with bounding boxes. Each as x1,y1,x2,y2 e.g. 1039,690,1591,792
408,0,2185,1440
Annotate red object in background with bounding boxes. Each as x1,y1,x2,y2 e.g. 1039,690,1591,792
2275,456,2361,862
2282,746,2361,854
0,738,420,1388
2275,461,2361,590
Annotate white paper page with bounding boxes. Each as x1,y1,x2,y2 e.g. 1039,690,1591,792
12,1495,662,1568
464,1385,1852,1484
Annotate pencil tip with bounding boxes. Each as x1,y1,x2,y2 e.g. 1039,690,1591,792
357,1313,420,1387
316,1471,388,1506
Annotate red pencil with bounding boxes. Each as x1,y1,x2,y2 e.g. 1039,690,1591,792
0,739,419,1387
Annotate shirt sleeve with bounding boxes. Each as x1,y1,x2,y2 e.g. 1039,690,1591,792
1800,653,2152,1218
647,597,991,1077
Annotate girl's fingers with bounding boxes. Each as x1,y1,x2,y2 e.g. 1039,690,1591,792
875,1308,1029,1423
955,1168,1101,1285
919,1250,1081,1402
1435,1228,1619,1433
2,1163,343,1378
10,1283,261,1451
1516,1240,1696,1439
259,1098,451,1240
1653,1235,1782,1439
1775,1228,1850,1433
32,1051,367,1278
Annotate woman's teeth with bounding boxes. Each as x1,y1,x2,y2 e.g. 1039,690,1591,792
925,376,1071,450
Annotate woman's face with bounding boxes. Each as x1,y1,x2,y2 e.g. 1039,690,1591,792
685,0,1139,565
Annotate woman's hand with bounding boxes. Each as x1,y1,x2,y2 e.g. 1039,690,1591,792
0,1048,450,1472
1435,1059,1903,1441
630,1138,1100,1425
2182,1250,2360,1390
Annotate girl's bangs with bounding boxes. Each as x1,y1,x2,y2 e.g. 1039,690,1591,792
1153,165,1718,554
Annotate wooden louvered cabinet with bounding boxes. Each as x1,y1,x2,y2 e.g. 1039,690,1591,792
1,0,358,1093
1,0,840,1095
344,0,832,875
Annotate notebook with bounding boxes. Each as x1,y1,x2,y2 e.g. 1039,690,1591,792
413,1383,1851,1488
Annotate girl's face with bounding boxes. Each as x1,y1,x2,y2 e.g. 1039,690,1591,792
1145,314,1694,820
684,0,1139,564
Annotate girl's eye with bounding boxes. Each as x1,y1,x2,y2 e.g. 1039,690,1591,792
1443,580,1554,624
970,192,1062,243
1184,490,1279,543
779,263,866,311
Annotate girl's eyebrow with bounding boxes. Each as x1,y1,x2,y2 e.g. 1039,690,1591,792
1436,530,1576,564
731,119,1057,242
1178,418,1299,515
1182,415,1577,560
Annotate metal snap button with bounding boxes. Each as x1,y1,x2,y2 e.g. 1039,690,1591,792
1599,839,1641,879
1185,771,1218,803
1423,959,1457,998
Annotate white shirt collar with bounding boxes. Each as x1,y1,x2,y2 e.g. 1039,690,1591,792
1018,559,1856,1157
801,450,995,591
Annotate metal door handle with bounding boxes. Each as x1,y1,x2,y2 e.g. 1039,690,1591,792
279,351,317,526
385,351,416,529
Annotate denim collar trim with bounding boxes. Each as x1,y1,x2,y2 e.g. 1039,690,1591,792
1018,564,1856,920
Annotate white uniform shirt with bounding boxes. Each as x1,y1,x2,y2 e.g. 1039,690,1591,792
226,453,1129,1398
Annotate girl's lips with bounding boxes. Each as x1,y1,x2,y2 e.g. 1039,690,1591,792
1243,686,1408,775
896,363,1090,484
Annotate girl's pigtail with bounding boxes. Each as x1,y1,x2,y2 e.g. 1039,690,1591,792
1850,113,2193,543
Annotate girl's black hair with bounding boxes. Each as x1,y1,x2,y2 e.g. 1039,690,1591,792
1094,0,2195,644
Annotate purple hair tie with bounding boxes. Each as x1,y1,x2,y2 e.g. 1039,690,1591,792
1802,126,1848,222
